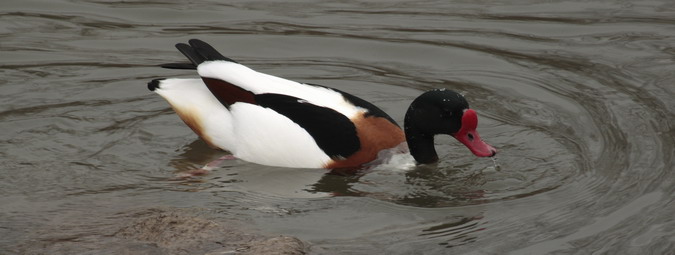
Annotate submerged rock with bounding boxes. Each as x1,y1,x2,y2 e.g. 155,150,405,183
16,207,306,255
114,208,307,255
238,236,306,255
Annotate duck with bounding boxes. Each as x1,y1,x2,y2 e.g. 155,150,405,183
148,39,496,169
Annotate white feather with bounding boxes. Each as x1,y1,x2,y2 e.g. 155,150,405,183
363,142,416,171
197,61,364,119
153,78,330,168
153,78,236,151
229,103,331,168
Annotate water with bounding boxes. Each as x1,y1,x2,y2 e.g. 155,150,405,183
1,0,673,254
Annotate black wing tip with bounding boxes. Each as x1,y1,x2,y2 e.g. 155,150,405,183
174,43,191,53
185,39,239,63
148,78,165,91
160,62,197,70
188,39,208,47
175,42,204,66
157,39,238,70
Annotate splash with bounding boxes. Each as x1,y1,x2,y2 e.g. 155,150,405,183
491,157,501,171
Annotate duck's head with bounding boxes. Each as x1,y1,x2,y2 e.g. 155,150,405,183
404,89,497,164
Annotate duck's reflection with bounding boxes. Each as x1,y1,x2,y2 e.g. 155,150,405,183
309,164,487,207
168,140,225,172
168,139,488,206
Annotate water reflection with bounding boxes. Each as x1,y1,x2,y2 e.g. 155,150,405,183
2,0,673,254
420,216,484,248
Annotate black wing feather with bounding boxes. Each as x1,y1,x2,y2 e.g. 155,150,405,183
334,88,399,127
160,62,197,70
175,43,206,66
188,39,239,63
173,39,239,68
307,83,399,127
255,93,360,159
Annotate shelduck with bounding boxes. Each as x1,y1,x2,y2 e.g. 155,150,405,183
148,39,496,169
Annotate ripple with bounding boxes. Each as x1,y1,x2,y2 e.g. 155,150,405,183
2,0,673,254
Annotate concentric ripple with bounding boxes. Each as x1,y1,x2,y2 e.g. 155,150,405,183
1,0,673,254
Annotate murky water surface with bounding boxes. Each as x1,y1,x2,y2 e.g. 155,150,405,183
1,0,673,254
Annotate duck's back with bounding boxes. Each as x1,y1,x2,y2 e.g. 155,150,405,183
150,39,405,169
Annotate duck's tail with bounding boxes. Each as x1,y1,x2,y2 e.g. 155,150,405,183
159,39,239,70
